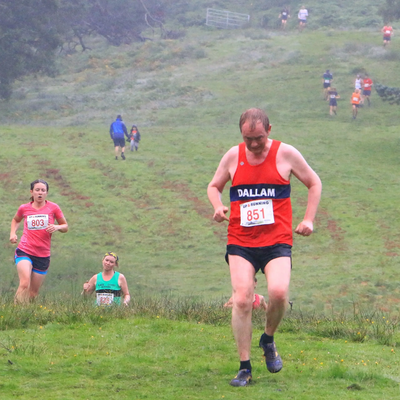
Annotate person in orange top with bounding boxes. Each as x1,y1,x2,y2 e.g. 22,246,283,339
351,89,361,119
381,25,393,47
207,108,321,387
362,74,373,106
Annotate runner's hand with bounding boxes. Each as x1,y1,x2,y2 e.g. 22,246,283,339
294,220,313,236
9,234,18,244
213,205,229,223
46,224,59,233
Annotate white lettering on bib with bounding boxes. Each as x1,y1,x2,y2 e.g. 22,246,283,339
97,293,114,306
27,214,49,230
240,200,274,227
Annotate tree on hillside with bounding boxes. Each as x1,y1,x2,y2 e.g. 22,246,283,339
57,0,93,52
379,0,400,22
58,0,166,50
0,0,62,100
375,84,400,105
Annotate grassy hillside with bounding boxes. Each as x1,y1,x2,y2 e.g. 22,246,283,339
1,14,400,315
1,314,399,400
0,299,399,399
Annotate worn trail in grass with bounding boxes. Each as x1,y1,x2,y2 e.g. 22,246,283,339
1,26,400,313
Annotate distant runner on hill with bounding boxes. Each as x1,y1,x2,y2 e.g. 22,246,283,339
279,7,290,30
322,70,333,100
298,6,308,31
354,75,363,91
381,25,394,47
351,89,361,119
362,74,373,106
328,87,340,116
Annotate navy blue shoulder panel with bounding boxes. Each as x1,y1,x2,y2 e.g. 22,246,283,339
230,183,291,202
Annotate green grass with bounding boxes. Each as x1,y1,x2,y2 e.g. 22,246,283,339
0,309,399,400
1,27,400,313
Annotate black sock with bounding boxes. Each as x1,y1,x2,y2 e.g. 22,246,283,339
240,360,251,372
260,333,274,345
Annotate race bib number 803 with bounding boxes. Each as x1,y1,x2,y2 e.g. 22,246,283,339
27,214,49,230
240,200,274,227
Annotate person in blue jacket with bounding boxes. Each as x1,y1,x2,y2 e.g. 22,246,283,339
110,115,130,160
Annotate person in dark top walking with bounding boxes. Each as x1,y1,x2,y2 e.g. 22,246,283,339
110,115,130,160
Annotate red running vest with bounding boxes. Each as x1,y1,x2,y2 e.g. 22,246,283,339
253,293,261,309
228,140,292,247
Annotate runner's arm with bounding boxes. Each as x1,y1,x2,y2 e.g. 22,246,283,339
10,213,23,244
286,146,322,236
207,149,235,223
82,275,97,295
46,217,68,234
119,274,130,306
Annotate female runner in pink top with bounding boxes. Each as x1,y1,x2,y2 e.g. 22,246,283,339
9,179,68,304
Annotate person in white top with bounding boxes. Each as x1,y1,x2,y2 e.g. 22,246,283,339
354,75,362,90
298,6,308,31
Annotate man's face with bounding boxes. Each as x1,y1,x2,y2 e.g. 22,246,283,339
241,121,271,155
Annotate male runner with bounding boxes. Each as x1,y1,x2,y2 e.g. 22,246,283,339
207,108,321,386
362,74,373,106
381,25,394,47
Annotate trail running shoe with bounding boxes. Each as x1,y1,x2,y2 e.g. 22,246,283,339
230,369,252,387
259,340,283,373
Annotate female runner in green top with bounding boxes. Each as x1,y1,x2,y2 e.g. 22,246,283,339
82,252,130,306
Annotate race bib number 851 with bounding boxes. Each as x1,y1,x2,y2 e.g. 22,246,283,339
240,200,274,227
27,214,49,230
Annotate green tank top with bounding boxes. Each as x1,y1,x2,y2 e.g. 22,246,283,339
95,271,121,305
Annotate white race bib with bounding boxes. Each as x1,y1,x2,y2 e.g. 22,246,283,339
27,214,49,230
240,200,274,227
97,293,114,306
